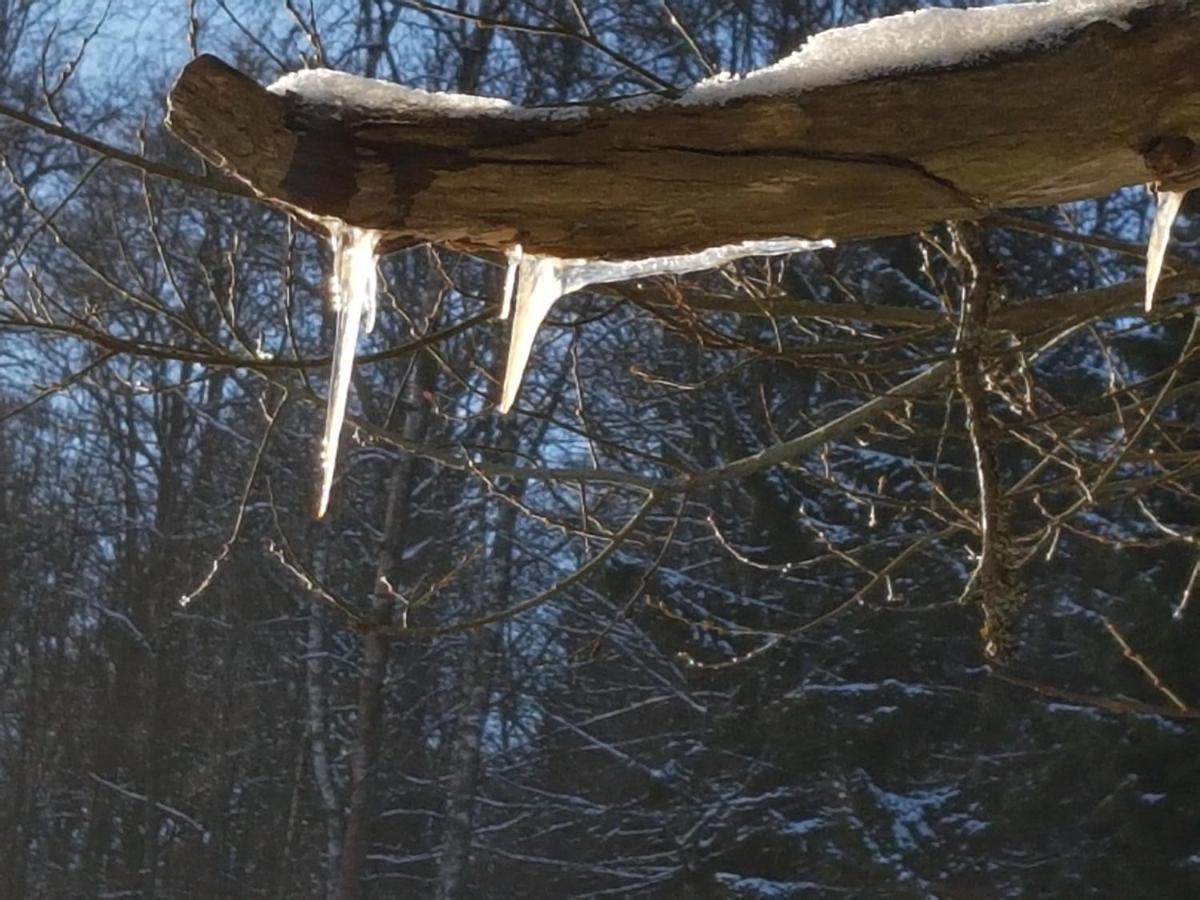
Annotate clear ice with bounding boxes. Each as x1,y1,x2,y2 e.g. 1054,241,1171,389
1145,189,1185,313
318,222,382,517
499,238,831,412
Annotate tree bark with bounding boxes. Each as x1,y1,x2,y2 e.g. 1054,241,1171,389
167,3,1200,260
304,590,343,896
435,624,499,900
435,440,517,900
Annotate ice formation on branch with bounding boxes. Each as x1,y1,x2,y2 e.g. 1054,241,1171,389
1145,189,1185,312
262,0,1164,486
318,222,382,518
498,238,832,413
310,228,827,506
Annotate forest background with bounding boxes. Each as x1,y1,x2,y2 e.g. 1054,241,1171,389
2,0,1198,897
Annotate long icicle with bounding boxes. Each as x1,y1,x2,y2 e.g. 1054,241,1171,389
318,223,381,518
498,238,831,413
499,254,564,413
1146,189,1186,312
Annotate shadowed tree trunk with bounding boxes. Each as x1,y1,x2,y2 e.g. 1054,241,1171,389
334,351,434,900
305,585,343,895
435,620,501,900
436,433,517,900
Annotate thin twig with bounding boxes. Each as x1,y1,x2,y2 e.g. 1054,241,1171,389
0,99,255,199
993,671,1199,720
1101,616,1189,710
180,389,288,607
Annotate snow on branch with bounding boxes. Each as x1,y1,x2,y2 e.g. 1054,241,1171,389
167,0,1200,259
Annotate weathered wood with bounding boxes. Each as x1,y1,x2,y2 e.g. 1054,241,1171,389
167,3,1200,259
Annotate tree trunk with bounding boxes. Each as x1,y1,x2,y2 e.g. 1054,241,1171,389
334,354,433,900
304,589,343,895
435,449,517,900
434,623,499,900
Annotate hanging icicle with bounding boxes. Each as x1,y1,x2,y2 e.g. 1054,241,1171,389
499,244,523,321
500,254,569,413
317,222,382,518
1145,188,1186,313
498,237,832,413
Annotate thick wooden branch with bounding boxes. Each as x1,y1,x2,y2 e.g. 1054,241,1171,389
167,2,1200,259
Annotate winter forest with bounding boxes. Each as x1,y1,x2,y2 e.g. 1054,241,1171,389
2,0,1200,896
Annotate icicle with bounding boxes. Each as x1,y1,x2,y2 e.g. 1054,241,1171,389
499,244,522,320
498,237,831,412
554,237,833,288
318,222,381,518
500,254,566,413
1145,189,1185,312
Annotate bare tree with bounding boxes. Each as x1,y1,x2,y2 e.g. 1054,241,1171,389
2,2,1198,897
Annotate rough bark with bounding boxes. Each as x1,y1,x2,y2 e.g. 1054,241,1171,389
166,3,1200,260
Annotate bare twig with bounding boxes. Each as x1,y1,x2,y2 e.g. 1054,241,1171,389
1101,616,1189,710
